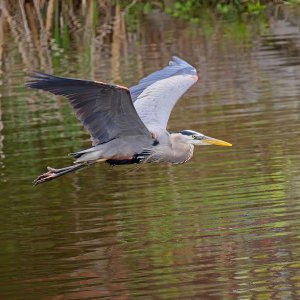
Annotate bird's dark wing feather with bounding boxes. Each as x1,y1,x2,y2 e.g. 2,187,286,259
26,73,152,145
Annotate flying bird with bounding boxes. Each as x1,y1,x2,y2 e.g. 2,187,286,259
26,56,232,185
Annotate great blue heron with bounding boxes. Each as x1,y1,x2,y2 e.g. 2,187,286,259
26,56,232,185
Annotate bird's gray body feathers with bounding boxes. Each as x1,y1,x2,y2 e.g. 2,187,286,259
26,56,198,164
26,56,205,184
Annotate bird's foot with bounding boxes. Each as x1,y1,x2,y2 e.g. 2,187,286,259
32,166,61,186
32,164,88,186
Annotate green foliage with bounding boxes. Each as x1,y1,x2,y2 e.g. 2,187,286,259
165,0,202,23
165,0,266,22
122,1,161,31
285,0,300,4
216,0,265,16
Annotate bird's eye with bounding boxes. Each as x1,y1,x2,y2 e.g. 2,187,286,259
192,135,196,139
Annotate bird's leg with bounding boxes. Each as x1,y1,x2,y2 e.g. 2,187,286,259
33,162,92,186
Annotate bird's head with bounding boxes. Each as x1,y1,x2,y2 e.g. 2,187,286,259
179,130,232,146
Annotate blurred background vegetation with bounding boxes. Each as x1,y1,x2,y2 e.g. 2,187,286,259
1,0,299,75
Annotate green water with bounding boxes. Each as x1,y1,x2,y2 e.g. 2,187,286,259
1,4,300,300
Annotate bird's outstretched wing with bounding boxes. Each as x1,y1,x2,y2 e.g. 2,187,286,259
130,56,198,134
26,73,151,146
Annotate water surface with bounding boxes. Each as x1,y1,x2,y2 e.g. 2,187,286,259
1,4,300,300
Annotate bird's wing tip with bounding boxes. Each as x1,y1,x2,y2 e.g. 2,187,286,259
170,56,189,66
170,56,196,71
27,71,54,81
25,72,59,90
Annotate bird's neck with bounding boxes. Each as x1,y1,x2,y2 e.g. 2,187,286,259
169,134,195,164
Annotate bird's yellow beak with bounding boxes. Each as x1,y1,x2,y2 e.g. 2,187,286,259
203,136,232,147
